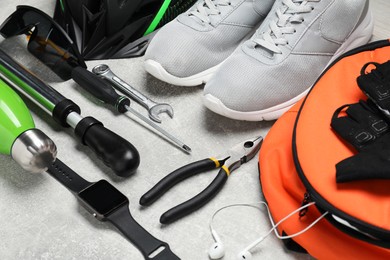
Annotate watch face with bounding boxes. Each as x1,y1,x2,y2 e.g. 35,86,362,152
78,180,128,217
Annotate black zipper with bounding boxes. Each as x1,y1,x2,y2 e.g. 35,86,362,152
292,40,390,248
299,192,311,218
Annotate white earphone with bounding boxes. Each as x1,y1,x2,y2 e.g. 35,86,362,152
236,236,265,260
208,228,225,259
208,202,328,260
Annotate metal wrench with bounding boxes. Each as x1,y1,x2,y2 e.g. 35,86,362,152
92,64,174,123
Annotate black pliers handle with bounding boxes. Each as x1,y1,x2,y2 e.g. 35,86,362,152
139,136,263,224
140,158,229,224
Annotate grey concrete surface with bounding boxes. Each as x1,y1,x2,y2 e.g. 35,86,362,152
0,0,387,259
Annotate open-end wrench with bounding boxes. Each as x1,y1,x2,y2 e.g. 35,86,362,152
92,64,174,123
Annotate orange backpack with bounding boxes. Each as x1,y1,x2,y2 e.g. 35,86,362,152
259,40,390,260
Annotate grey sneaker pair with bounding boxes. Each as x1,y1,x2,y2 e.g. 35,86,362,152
145,0,374,121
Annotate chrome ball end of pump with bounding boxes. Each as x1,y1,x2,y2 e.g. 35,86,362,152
11,129,57,173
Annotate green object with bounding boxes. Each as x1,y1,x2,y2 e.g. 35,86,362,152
59,0,65,12
0,79,35,155
144,0,172,35
0,64,56,112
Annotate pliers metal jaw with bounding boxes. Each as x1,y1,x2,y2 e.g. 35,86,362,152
224,136,264,174
139,136,263,224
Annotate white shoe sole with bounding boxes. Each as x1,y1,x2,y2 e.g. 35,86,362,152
204,91,309,121
203,9,375,121
144,59,222,87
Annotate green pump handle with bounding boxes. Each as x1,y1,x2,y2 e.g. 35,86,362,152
0,79,35,155
0,80,57,173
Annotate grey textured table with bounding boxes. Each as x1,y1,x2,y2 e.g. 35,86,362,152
0,0,387,259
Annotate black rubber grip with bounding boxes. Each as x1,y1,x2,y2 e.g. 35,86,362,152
71,67,129,113
75,117,140,177
139,158,217,206
160,168,229,224
52,99,81,127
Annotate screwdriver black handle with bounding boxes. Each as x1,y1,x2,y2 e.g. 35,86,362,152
72,67,129,113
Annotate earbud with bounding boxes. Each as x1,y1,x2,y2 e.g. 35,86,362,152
237,250,252,260
236,236,264,260
208,229,225,259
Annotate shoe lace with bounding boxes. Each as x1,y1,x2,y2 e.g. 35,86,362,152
254,0,320,54
189,0,231,24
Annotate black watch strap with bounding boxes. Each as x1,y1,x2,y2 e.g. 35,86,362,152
47,159,92,193
107,206,180,260
47,159,179,259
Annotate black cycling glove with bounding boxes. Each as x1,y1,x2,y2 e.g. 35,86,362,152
331,100,390,183
357,60,390,117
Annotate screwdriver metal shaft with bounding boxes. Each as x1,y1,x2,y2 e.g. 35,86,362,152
71,67,191,154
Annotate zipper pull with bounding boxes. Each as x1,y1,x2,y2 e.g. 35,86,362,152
299,192,311,218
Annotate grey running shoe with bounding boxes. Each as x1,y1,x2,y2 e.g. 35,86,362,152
144,0,275,86
203,0,374,121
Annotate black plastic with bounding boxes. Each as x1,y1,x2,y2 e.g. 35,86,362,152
160,168,229,224
71,67,130,113
75,117,140,177
47,159,92,193
78,180,128,219
0,5,86,81
52,99,81,127
107,205,180,260
53,0,198,59
140,158,218,206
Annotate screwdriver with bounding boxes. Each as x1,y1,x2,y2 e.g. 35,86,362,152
71,67,192,154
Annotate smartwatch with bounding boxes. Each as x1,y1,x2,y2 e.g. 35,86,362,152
47,159,180,260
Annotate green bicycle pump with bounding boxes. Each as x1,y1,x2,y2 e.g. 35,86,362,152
0,79,57,173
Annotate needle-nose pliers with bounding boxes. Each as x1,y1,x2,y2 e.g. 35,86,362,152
139,136,263,224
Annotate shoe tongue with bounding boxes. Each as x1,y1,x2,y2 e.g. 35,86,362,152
254,44,276,58
250,30,279,59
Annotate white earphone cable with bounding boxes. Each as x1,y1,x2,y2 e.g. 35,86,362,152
209,202,273,235
210,201,329,252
